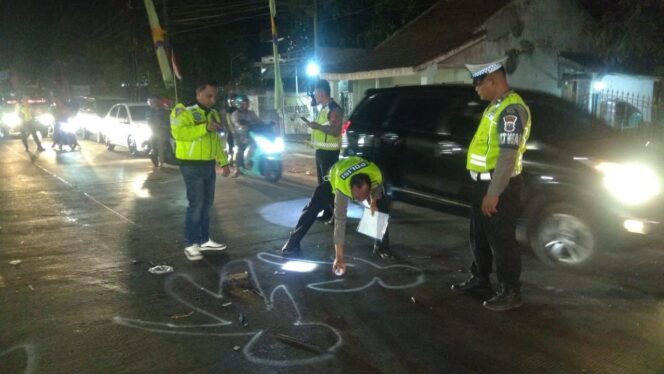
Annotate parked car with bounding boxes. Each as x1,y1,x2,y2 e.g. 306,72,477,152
101,103,153,155
73,97,126,142
342,85,663,268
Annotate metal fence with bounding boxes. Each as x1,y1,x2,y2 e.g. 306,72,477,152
577,89,664,129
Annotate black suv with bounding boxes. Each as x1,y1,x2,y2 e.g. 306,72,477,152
342,85,663,268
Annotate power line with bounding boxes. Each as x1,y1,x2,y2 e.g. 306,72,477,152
170,12,270,35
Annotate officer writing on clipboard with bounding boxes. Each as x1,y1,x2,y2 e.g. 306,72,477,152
281,156,393,274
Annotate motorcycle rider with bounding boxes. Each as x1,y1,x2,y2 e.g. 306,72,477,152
229,94,260,177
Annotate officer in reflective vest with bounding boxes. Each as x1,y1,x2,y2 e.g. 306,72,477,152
170,80,231,262
17,95,45,152
451,57,531,312
302,79,343,222
281,156,393,274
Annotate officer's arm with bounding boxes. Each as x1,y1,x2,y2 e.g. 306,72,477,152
170,107,208,141
333,190,349,246
317,107,343,136
487,104,527,197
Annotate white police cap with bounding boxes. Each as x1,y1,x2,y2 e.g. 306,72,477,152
465,56,508,78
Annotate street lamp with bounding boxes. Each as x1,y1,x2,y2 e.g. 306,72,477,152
306,61,320,77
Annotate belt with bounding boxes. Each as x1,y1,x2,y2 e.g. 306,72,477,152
470,171,492,181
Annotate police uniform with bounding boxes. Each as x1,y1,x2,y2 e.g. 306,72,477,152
281,156,390,256
311,99,342,219
170,103,229,258
452,57,531,311
17,102,44,152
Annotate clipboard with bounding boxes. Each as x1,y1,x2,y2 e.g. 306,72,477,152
356,208,389,240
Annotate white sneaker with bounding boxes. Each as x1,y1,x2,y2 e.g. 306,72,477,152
200,240,227,251
184,244,203,261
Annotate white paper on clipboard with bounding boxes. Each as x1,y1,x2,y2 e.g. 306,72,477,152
356,208,389,240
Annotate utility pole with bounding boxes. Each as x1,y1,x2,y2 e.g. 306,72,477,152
162,0,178,102
313,0,318,62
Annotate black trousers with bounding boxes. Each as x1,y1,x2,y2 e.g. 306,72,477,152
20,122,42,150
315,149,339,217
288,181,390,249
469,175,523,290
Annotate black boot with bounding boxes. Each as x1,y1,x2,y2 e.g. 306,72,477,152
372,243,394,259
451,276,492,293
483,284,522,311
280,239,302,257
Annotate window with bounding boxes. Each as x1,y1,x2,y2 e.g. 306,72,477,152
116,106,129,123
387,95,452,132
350,93,396,129
128,105,149,122
108,105,119,118
449,98,485,140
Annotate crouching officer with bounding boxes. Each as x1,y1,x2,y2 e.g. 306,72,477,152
451,57,531,311
281,156,393,274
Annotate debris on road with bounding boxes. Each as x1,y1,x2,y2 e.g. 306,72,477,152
9,260,22,266
411,296,417,304
170,311,194,320
28,285,34,291
222,302,232,307
233,345,241,351
273,333,321,353
238,313,248,327
148,265,174,274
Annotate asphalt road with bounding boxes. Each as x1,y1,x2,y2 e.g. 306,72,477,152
1,138,663,373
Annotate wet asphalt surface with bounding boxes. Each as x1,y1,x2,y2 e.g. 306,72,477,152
1,138,663,373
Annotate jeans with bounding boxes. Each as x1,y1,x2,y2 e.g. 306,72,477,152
469,175,523,290
315,149,339,217
180,163,216,246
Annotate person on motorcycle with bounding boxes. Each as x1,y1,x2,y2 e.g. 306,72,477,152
229,94,260,177
51,97,78,151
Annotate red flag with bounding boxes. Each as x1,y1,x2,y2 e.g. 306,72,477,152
171,52,182,80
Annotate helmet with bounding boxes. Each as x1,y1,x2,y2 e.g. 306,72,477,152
235,94,249,104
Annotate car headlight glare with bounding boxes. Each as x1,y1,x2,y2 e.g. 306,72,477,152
37,113,55,126
2,112,22,128
595,162,661,205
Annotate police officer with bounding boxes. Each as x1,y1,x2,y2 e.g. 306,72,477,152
170,80,231,261
303,79,343,222
450,57,531,312
281,156,393,274
17,95,45,152
230,94,260,177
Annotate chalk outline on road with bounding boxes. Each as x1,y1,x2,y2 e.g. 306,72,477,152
0,342,38,374
113,259,343,367
257,252,426,293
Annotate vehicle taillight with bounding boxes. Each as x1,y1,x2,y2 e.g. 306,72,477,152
342,120,351,134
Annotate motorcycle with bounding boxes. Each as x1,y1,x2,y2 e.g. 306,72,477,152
236,123,283,182
53,120,80,151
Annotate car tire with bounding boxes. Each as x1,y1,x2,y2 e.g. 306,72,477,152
529,202,598,268
96,131,102,143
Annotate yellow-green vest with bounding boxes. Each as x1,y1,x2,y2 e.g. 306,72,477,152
17,103,32,122
466,91,531,175
311,101,341,150
170,103,228,165
329,156,382,199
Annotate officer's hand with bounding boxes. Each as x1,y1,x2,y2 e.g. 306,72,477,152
207,122,220,132
370,198,378,216
332,257,346,276
306,121,319,130
481,195,499,217
218,165,231,177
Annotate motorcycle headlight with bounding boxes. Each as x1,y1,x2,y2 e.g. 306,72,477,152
37,113,55,126
595,162,662,205
255,136,284,154
2,112,22,128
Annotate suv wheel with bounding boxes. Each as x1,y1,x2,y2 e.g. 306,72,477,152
529,202,597,268
106,136,115,151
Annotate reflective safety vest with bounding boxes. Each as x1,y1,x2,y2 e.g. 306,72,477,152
170,103,228,166
466,91,531,175
328,156,382,199
311,100,341,150
17,103,32,122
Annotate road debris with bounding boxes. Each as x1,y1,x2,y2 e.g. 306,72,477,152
28,285,34,291
148,265,174,274
233,345,241,351
238,313,249,327
170,311,194,320
9,260,22,266
222,302,233,307
273,333,321,353
411,297,417,304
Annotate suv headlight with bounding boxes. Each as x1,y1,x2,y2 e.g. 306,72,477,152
37,113,55,126
2,112,21,128
595,162,661,205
